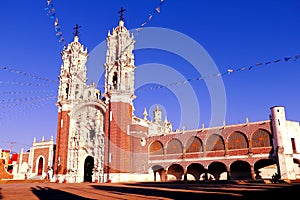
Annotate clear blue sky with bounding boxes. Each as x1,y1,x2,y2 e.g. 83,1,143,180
0,0,299,152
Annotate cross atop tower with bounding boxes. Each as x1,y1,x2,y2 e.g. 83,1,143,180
118,7,126,21
73,24,81,37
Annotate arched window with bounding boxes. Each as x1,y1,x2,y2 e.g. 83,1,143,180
186,136,203,153
167,139,183,154
228,131,248,149
112,72,118,89
206,134,225,151
252,129,272,148
149,141,164,156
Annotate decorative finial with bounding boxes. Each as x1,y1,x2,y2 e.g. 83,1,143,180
143,108,148,120
118,7,126,21
73,24,81,37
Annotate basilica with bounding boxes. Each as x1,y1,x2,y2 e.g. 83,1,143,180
4,17,300,183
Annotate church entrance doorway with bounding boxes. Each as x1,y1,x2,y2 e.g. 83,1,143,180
84,156,94,182
37,157,43,175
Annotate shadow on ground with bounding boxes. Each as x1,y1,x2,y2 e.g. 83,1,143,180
92,181,300,200
31,186,94,200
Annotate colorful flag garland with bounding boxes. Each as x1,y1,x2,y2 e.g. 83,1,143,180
135,54,300,93
44,0,66,46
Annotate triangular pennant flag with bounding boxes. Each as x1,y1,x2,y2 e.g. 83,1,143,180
255,62,263,66
59,37,64,42
295,54,300,61
274,59,281,63
265,61,272,65
54,18,59,26
284,57,291,62
55,25,61,32
56,32,62,37
50,13,56,19
156,7,161,13
227,69,234,74
47,8,55,14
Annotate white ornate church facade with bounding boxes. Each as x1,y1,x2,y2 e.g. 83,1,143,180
8,18,300,183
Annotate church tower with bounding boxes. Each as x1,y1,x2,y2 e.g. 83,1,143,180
54,29,106,183
103,10,136,181
54,34,89,176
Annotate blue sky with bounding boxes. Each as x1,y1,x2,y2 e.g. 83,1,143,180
0,0,299,152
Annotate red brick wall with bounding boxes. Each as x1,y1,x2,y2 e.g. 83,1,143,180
32,148,50,174
105,101,132,173
54,110,70,174
21,153,29,163
142,121,273,169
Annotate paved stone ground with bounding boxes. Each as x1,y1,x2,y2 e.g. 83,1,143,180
0,180,300,200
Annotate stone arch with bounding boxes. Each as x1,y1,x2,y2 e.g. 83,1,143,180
167,164,184,180
84,156,94,182
251,129,272,148
206,134,225,151
227,131,249,149
70,102,106,118
185,136,203,153
186,163,205,181
149,140,164,156
207,162,227,180
254,159,277,179
151,165,165,181
230,160,252,180
36,156,45,176
166,139,183,154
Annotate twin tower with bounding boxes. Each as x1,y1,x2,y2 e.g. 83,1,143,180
54,19,139,183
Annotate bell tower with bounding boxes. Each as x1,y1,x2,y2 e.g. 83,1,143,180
54,31,88,176
104,10,136,181
104,19,136,104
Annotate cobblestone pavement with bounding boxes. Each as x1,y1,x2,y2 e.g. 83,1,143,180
0,181,300,200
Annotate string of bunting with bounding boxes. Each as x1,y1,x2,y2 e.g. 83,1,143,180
115,0,166,62
0,96,57,108
0,96,57,122
0,95,57,104
0,89,56,95
0,81,55,88
135,54,300,93
45,0,66,46
139,0,165,29
0,66,58,83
